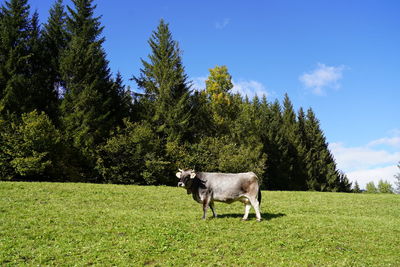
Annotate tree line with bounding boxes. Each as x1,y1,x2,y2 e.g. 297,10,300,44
0,0,352,191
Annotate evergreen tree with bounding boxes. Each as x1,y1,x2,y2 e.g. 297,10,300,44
263,99,291,190
0,0,59,119
0,0,32,116
337,170,352,192
110,72,133,122
304,108,340,191
281,94,307,190
353,181,361,193
295,107,309,190
188,90,214,140
60,0,121,166
42,0,69,100
27,11,59,121
134,19,192,142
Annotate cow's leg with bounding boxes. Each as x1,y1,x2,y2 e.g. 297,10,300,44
202,198,210,220
249,197,262,222
242,204,251,221
209,201,217,218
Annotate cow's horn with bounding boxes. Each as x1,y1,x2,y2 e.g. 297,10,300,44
179,168,183,172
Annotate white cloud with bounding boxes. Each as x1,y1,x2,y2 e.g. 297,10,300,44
215,18,230,29
347,165,398,189
330,133,400,189
191,76,270,98
232,80,270,98
299,63,345,95
368,137,400,148
329,142,400,172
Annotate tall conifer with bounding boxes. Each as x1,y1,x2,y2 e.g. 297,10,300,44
42,0,69,100
304,108,339,191
282,94,303,190
134,19,192,142
0,0,58,119
0,0,31,116
60,0,117,159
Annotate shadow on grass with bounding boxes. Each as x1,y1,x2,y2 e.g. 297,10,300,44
217,212,286,221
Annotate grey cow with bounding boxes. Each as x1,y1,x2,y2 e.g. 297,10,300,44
176,169,262,221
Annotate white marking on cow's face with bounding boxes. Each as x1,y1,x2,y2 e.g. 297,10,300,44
176,172,182,179
190,172,196,179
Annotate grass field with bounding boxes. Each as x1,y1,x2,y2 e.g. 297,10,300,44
1,182,399,266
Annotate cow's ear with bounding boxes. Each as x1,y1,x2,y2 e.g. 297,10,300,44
190,172,196,179
176,172,182,179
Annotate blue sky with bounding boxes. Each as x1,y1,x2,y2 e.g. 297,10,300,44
25,0,400,188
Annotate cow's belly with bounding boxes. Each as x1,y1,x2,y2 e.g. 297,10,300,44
212,192,248,204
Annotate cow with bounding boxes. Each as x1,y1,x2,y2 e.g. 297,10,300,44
176,169,262,221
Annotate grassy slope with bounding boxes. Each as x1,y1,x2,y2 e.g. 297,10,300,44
0,182,399,266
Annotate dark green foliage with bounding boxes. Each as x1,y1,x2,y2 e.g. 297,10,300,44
0,0,32,115
60,0,112,151
167,137,266,179
59,0,130,180
96,120,168,185
28,11,60,121
0,0,59,119
261,100,291,190
0,118,15,180
353,181,361,193
303,108,348,191
42,0,69,111
134,19,192,142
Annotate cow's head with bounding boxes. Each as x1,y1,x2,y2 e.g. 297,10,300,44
176,168,196,188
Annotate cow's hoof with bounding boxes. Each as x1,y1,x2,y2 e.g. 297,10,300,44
256,219,262,222
242,218,248,221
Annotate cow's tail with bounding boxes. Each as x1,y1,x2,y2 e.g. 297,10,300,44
258,188,262,206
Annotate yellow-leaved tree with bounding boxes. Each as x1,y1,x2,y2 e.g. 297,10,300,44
204,65,238,134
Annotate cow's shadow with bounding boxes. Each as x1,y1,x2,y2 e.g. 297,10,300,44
217,212,286,221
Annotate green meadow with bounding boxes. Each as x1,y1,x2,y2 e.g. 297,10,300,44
1,182,399,266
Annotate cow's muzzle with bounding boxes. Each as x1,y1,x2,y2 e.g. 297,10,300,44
178,182,185,187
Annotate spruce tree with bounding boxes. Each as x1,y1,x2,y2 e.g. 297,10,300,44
295,107,309,190
262,100,291,190
282,94,307,190
0,0,58,119
304,108,341,191
134,19,192,142
0,0,32,116
60,0,118,162
28,11,59,121
110,72,133,123
42,0,69,101
353,181,361,193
